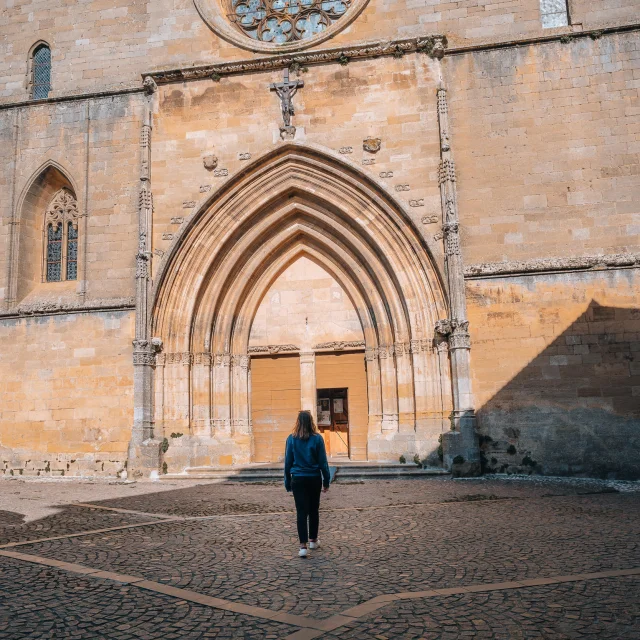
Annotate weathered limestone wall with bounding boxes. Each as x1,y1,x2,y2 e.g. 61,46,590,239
571,1,640,29
3,0,635,102
0,310,134,476
468,269,640,479
150,54,443,262
0,94,144,309
448,31,640,266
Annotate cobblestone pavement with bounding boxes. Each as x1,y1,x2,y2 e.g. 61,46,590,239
322,577,640,639
1,476,639,638
0,557,294,639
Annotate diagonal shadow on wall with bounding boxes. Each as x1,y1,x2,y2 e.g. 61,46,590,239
477,301,640,480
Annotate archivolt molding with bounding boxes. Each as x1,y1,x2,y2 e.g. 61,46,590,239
151,145,450,440
14,158,82,223
153,144,446,330
5,158,83,309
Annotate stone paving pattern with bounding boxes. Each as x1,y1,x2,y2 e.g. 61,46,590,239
0,557,294,639
322,577,640,639
0,506,153,546
1,476,639,638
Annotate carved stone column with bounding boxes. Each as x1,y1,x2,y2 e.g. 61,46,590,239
231,354,251,435
299,351,317,423
212,352,232,436
365,347,383,436
394,342,415,433
192,352,212,436
379,345,399,431
128,82,162,477
435,82,480,476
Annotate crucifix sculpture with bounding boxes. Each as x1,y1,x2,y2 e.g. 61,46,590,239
270,68,304,139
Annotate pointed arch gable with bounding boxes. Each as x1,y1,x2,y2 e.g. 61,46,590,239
152,144,448,345
6,159,82,306
151,144,452,453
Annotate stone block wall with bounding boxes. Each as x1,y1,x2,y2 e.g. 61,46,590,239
0,310,134,476
449,31,640,266
3,0,637,102
0,93,144,309
149,54,444,265
468,269,640,479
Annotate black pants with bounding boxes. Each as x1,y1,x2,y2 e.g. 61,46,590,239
291,475,322,544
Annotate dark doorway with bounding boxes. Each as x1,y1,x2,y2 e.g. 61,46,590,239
316,388,349,458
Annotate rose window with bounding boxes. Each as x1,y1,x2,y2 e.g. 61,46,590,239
230,0,351,43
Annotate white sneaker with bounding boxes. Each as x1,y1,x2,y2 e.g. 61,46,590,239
309,540,319,550
298,548,308,557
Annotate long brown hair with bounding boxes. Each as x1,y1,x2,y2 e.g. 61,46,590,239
292,410,319,440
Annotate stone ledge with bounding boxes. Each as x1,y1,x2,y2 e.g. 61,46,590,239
464,253,640,279
0,297,135,319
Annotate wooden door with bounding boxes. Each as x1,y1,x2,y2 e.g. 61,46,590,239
316,388,349,457
251,355,301,463
315,352,368,460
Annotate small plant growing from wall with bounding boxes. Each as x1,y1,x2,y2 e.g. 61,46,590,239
162,462,168,475
170,432,183,439
161,438,170,454
413,454,421,466
399,454,406,464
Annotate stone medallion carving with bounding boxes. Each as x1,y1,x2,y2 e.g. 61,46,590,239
203,154,218,170
363,137,381,153
194,0,371,54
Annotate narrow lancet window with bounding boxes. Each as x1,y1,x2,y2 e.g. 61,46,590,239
44,189,79,282
46,223,63,282
31,44,52,100
66,221,78,281
540,0,569,28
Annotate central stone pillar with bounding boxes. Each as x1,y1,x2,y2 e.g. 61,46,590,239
435,81,481,477
299,351,317,423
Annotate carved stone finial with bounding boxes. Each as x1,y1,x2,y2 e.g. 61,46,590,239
203,154,218,171
142,76,157,95
363,137,381,153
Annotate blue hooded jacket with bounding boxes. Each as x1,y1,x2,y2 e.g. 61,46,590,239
284,433,331,491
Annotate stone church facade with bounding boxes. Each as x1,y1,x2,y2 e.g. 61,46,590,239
0,1,638,479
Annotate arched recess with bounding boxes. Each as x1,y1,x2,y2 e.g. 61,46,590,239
6,160,83,307
151,145,452,466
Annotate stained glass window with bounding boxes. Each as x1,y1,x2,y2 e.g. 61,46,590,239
231,0,350,43
44,189,79,283
46,223,63,282
66,222,78,281
32,44,51,100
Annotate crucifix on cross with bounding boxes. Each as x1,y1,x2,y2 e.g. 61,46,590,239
270,68,304,133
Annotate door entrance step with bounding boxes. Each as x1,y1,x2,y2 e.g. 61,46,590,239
162,462,448,482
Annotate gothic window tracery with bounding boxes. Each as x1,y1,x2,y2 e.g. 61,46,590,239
44,189,80,282
31,43,51,100
230,0,351,43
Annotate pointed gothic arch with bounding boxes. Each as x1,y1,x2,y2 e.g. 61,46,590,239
5,159,84,307
151,145,452,466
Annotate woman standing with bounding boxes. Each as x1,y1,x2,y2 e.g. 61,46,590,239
284,410,331,557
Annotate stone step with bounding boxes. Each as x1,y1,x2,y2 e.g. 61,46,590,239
162,463,448,482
